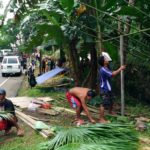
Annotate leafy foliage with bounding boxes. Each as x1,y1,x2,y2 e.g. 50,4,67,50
0,111,14,120
39,123,139,150
0,0,150,102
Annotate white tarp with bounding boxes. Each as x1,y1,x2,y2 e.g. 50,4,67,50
36,67,64,84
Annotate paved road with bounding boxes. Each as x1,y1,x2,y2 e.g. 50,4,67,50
0,70,24,97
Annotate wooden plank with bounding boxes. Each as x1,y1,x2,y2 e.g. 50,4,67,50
27,115,50,122
36,97,54,102
18,116,48,138
16,110,54,138
9,97,54,109
53,107,86,116
37,108,60,116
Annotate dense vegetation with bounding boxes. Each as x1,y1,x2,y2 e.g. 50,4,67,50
0,0,150,102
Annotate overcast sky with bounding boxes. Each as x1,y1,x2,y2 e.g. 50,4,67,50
0,0,9,14
0,0,13,19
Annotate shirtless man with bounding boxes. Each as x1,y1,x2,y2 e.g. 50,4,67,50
66,87,96,124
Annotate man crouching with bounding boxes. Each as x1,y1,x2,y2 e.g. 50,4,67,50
0,88,24,136
66,87,96,125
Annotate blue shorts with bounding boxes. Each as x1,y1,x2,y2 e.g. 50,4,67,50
100,91,114,107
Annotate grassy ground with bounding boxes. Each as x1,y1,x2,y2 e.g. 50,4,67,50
1,73,150,150
0,130,45,150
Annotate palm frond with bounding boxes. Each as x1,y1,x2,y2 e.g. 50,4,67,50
55,142,138,150
47,127,95,149
0,111,14,120
39,123,139,150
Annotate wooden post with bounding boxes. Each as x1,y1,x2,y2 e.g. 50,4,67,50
39,49,42,75
120,35,125,116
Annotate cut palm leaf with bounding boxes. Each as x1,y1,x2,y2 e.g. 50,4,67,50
39,123,139,150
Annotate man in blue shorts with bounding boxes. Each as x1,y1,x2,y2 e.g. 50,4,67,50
98,52,126,123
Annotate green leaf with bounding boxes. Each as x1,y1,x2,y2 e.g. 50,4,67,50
102,0,118,10
38,9,65,24
0,112,14,120
39,124,139,150
115,6,143,17
37,24,64,45
60,0,74,13
103,42,118,61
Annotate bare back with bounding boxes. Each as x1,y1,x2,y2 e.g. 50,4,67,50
69,87,89,103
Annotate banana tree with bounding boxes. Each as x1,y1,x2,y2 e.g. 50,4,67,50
26,0,97,86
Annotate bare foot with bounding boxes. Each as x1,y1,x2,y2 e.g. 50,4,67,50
75,119,84,126
99,119,110,124
17,129,24,137
5,129,11,135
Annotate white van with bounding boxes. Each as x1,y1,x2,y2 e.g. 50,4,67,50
1,56,22,77
0,49,12,56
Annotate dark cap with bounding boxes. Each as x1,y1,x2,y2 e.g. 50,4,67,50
0,88,6,95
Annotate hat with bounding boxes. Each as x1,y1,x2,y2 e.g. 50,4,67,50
102,52,112,61
0,88,6,95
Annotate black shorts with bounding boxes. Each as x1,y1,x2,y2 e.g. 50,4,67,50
100,91,114,107
6,116,18,130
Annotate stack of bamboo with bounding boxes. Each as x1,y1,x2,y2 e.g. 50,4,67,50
16,110,54,138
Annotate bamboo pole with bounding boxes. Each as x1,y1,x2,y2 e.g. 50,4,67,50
16,110,54,138
120,35,125,116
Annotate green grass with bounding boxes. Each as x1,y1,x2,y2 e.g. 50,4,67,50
18,75,69,108
0,125,46,150
126,103,150,118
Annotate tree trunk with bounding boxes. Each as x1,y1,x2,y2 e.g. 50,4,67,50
89,44,97,89
39,50,42,75
94,0,103,55
82,0,98,89
60,44,65,60
69,38,82,86
81,44,97,89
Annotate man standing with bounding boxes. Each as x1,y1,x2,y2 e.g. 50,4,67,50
98,52,126,123
66,87,96,125
0,88,24,136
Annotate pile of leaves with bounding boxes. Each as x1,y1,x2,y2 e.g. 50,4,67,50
0,111,13,120
39,123,139,150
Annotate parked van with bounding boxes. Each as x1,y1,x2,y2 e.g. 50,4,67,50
0,49,12,56
1,56,22,77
